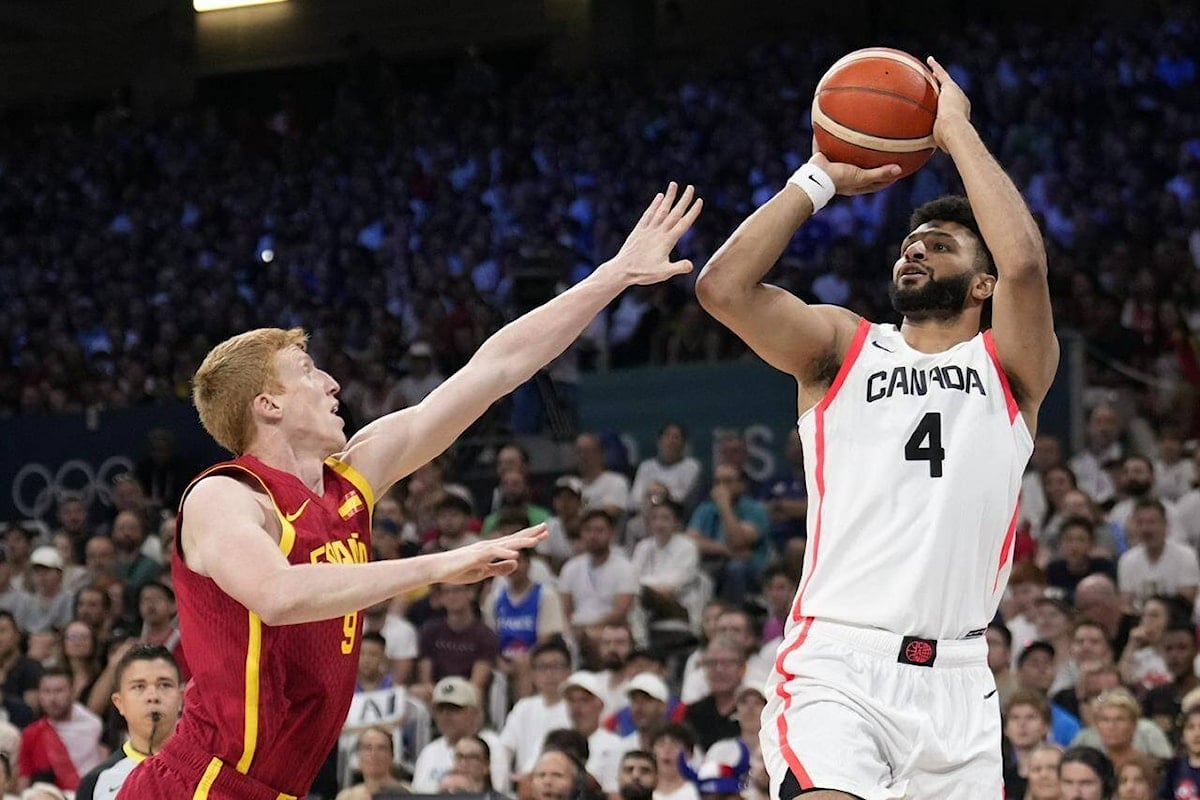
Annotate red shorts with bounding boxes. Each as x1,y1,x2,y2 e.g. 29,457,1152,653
117,740,298,800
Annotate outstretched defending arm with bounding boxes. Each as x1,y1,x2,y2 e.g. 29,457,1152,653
181,475,547,626
927,57,1059,419
696,153,898,389
339,183,702,496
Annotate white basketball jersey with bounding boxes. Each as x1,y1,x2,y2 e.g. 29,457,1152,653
792,320,1033,639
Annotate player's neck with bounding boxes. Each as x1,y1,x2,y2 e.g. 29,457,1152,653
898,315,979,353
246,437,328,495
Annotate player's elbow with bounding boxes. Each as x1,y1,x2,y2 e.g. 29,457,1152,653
255,581,304,626
694,264,728,310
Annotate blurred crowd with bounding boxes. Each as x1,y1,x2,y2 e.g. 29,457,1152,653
1,8,1198,439
0,3,1199,800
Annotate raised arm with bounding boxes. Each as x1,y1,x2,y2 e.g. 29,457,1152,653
928,57,1059,417
181,475,545,626
340,184,702,496
695,154,897,389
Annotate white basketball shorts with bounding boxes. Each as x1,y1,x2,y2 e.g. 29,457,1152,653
760,618,1002,800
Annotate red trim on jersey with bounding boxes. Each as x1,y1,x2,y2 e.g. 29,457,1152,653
993,502,1021,592
773,617,815,791
982,330,1020,424
792,318,871,621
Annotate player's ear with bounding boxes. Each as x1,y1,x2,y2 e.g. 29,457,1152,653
973,273,996,301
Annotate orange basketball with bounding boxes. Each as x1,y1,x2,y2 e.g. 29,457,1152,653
812,48,939,179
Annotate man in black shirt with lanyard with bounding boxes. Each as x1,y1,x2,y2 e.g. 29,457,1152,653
77,644,181,799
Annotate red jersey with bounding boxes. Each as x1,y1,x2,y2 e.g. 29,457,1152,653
157,454,373,797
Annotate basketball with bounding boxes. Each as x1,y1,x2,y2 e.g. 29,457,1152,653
812,47,939,179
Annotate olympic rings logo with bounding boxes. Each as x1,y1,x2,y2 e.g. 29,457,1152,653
10,456,135,519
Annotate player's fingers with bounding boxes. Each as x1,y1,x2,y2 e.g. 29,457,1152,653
655,182,679,223
861,165,902,185
926,56,949,83
669,197,703,238
489,560,518,576
639,193,665,227
666,184,695,224
668,258,694,276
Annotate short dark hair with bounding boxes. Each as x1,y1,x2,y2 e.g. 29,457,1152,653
114,643,180,688
620,749,657,772
647,494,683,522
1132,498,1167,520
908,195,996,276
362,631,387,649
1059,516,1095,540
581,509,615,529
436,494,473,516
138,581,175,604
650,722,697,752
1059,746,1116,797
543,728,590,763
658,423,688,440
988,621,1013,649
39,665,72,685
530,638,572,665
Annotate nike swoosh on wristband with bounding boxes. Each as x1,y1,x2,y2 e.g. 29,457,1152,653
284,499,311,522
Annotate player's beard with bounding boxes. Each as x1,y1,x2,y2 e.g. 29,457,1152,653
888,271,974,322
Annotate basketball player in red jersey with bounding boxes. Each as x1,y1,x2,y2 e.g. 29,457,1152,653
697,60,1059,798
118,184,701,800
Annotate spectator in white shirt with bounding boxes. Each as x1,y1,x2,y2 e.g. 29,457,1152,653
1107,456,1187,542
1154,427,1196,503
1117,499,1200,611
629,424,702,516
562,671,627,794
575,434,631,522
631,498,702,630
594,623,636,717
1177,448,1200,549
410,677,510,793
650,724,700,800
501,640,572,786
560,511,637,646
1068,404,1125,506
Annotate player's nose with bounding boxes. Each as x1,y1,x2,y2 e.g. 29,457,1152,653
904,240,926,260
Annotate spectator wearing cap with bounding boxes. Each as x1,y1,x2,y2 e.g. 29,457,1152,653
411,676,509,793
616,672,679,756
603,651,686,738
414,583,499,708
560,510,637,649
483,547,565,698
109,512,161,592
1069,688,1173,773
423,493,480,554
499,640,571,785
574,433,631,524
1117,500,1200,611
1016,640,1081,748
395,342,445,407
484,470,551,536
562,671,626,795
628,424,702,520
542,476,585,570
677,737,751,800
683,637,745,753
22,548,72,635
631,496,703,633
649,723,700,800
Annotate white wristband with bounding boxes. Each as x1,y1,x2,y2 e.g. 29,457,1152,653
787,163,836,213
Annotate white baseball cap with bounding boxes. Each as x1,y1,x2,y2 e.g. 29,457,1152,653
561,670,605,699
29,546,63,571
625,672,670,704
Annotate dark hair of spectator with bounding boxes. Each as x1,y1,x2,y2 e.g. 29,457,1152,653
620,749,657,772
114,643,180,688
580,509,615,529
138,580,175,604
1060,746,1116,797
1059,516,1096,540
543,728,590,764
908,196,996,277
650,722,698,753
1132,498,1167,520
531,638,572,665
987,621,1013,650
361,631,387,649
658,423,688,440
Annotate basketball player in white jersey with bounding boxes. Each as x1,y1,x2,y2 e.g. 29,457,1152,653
696,58,1058,799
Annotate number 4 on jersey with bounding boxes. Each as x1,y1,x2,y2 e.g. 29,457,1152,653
905,412,946,478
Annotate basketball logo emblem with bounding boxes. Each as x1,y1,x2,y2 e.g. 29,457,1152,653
904,640,934,664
